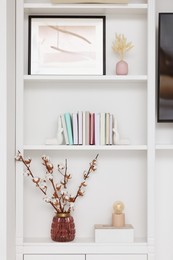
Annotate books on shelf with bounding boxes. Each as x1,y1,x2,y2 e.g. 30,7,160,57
60,111,117,146
51,0,128,4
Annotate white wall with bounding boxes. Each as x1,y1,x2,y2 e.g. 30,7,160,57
156,1,173,260
0,1,8,259
6,0,16,259
0,1,16,260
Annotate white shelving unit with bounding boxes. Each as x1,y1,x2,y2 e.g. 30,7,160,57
16,1,155,260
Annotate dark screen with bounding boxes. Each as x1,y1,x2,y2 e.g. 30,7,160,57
158,13,173,122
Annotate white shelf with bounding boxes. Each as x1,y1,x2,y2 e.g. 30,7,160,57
24,3,148,15
24,75,147,83
21,237,148,254
23,144,147,151
156,145,173,150
23,236,146,244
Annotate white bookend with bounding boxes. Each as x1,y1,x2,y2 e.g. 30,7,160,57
60,114,69,145
72,113,78,145
94,224,134,243
78,111,83,145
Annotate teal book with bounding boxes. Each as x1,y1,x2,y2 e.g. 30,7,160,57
64,113,73,145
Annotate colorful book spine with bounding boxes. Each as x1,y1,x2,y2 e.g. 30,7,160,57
82,111,86,145
60,111,114,146
109,114,113,145
94,113,100,145
64,113,73,145
89,113,95,145
72,113,78,145
85,111,90,145
78,111,83,145
106,113,110,145
100,112,106,145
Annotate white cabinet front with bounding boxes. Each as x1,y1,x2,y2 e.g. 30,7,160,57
24,255,85,260
86,255,147,260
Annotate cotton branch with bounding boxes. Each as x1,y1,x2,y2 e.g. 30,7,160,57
73,154,99,203
15,151,99,214
16,151,59,213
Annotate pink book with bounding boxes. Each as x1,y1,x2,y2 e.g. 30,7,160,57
89,113,95,145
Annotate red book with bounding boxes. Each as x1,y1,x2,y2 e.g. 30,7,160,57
89,113,95,145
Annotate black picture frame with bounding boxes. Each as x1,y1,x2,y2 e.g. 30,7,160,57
28,15,106,75
158,13,173,122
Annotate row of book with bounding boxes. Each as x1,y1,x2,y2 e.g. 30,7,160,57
60,111,115,145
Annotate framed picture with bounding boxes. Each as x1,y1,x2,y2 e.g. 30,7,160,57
28,15,106,75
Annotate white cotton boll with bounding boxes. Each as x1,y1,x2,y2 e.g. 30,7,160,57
39,180,46,188
65,195,69,200
32,177,40,184
42,155,49,162
23,170,30,176
57,163,65,170
43,197,51,203
60,188,68,195
46,173,53,181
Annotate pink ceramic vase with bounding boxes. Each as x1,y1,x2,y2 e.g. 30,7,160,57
116,60,128,75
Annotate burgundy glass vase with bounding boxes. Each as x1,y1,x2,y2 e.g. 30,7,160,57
51,213,75,242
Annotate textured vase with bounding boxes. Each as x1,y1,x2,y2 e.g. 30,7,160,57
51,213,75,242
116,60,128,75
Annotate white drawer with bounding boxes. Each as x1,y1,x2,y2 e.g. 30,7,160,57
24,255,85,260
86,255,147,260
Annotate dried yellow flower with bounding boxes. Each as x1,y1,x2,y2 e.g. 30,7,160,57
112,33,134,60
